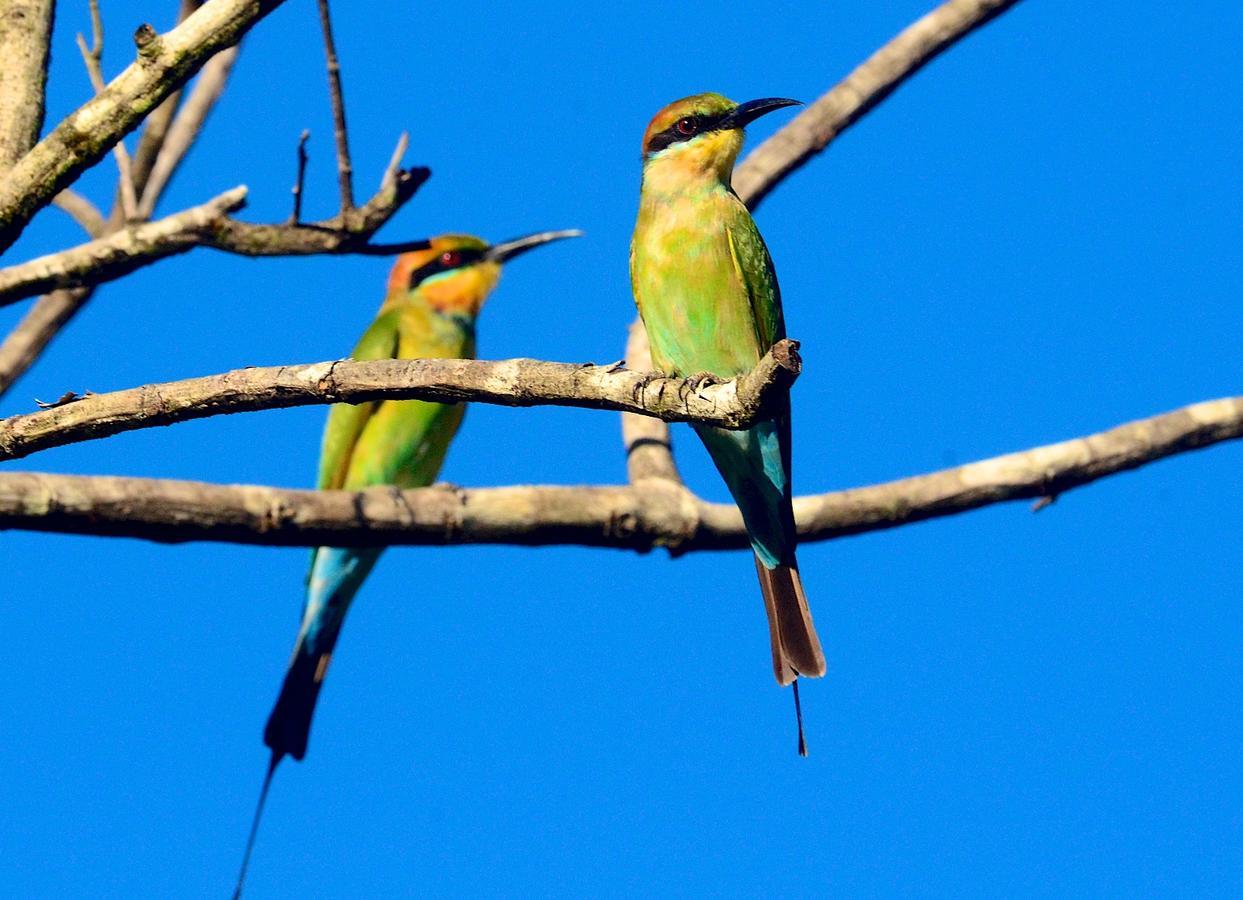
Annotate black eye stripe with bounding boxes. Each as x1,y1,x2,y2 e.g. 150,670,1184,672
407,248,485,288
644,112,729,156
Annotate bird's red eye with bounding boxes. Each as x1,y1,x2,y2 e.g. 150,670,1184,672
675,116,697,136
440,251,461,268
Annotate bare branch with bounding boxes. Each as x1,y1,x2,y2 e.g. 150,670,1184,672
52,190,107,238
0,0,290,255
0,345,801,462
0,160,434,305
136,45,239,218
130,2,207,196
0,288,93,398
289,129,310,224
734,0,1023,209
0,2,242,401
315,0,353,213
0,188,249,305
621,321,684,486
0,0,54,172
1,398,1239,548
75,1,140,221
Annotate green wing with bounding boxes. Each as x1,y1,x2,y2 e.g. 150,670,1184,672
317,309,401,491
725,216,785,353
341,396,465,490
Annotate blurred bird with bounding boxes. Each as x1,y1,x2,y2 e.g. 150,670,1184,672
234,229,580,897
629,93,825,750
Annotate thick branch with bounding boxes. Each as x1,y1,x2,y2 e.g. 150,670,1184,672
0,345,802,461
733,0,1022,209
0,0,288,254
1,398,1238,547
621,320,683,485
0,188,248,304
0,0,54,171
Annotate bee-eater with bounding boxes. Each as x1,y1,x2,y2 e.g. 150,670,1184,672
629,94,826,719
234,229,579,897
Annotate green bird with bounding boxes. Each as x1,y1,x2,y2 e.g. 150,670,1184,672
629,93,826,708
235,229,579,897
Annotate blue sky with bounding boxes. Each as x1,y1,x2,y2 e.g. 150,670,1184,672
3,0,1242,896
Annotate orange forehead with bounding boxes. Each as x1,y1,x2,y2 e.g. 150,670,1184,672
386,234,487,295
641,92,736,154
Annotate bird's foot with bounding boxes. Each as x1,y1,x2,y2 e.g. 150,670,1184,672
629,370,666,406
679,371,723,402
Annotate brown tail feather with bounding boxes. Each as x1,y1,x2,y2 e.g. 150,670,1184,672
755,555,826,685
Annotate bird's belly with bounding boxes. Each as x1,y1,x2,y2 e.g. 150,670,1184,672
632,228,762,378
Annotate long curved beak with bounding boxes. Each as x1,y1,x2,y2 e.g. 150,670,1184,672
725,97,802,130
485,229,583,263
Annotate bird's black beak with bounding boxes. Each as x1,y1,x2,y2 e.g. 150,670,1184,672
485,229,583,264
725,97,802,130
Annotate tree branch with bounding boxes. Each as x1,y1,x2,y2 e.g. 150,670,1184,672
0,344,802,461
52,190,108,239
0,188,249,305
0,1,241,400
621,320,684,486
0,147,431,307
733,0,1022,209
0,0,289,255
135,44,239,218
75,0,140,221
2,397,1238,547
0,288,93,398
314,0,353,214
0,0,54,172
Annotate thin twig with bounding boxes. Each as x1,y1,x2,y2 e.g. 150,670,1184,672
0,288,92,398
136,45,240,219
75,1,139,221
129,0,206,199
52,191,107,239
315,0,353,213
289,129,310,224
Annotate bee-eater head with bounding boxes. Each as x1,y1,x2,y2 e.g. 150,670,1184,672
640,93,800,187
385,230,580,318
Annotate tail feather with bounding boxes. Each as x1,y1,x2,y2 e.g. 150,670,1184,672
263,546,381,761
755,555,825,686
264,649,331,761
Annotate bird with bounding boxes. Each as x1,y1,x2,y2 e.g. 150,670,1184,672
234,228,580,897
629,92,825,749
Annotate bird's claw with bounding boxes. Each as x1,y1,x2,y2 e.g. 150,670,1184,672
679,371,722,401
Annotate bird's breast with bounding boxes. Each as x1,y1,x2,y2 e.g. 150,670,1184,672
631,188,762,377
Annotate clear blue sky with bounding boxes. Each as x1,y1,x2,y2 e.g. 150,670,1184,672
3,1,1241,896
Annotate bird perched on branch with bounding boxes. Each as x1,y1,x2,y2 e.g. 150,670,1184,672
235,228,580,896
629,93,825,750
